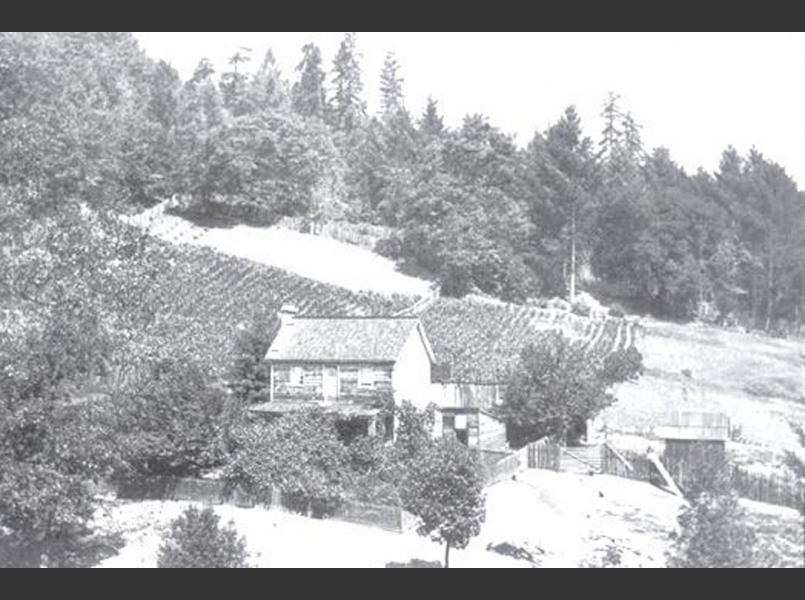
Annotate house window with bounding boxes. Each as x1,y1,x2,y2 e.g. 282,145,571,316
290,366,304,386
358,366,374,387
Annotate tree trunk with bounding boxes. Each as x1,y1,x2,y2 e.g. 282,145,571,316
765,246,774,332
444,541,451,568
569,203,577,303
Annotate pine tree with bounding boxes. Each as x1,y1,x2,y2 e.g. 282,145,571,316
330,32,366,132
420,96,445,137
291,43,327,119
379,51,405,118
220,48,252,115
598,91,622,168
248,49,288,112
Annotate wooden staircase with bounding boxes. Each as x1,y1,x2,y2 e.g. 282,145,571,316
559,445,603,475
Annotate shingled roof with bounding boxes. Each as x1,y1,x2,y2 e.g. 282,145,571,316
265,317,432,363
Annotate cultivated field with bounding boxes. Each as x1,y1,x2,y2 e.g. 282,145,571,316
420,296,637,382
125,204,434,297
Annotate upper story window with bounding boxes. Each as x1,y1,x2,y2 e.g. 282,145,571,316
358,366,374,387
290,366,304,386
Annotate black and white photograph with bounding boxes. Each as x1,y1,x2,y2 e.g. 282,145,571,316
0,31,803,568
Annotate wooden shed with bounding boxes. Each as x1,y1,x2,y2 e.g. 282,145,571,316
656,411,730,489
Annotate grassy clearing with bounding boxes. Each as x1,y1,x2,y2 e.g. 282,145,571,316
596,318,805,470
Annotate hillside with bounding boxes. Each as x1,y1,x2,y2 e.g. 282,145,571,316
93,469,803,568
129,204,805,471
123,237,418,372
419,296,636,381
124,204,435,298
595,319,805,471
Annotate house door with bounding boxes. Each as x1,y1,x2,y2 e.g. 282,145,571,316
322,365,338,401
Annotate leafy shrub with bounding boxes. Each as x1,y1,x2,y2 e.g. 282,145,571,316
157,506,249,568
546,297,571,311
225,408,349,516
392,402,436,466
527,297,550,309
439,257,474,298
346,435,388,475
375,234,404,259
571,302,591,317
667,489,758,568
228,316,279,403
385,558,442,568
116,359,240,477
608,304,626,318
347,472,401,506
599,346,644,385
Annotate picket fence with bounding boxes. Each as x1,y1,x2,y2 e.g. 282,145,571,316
731,468,804,512
482,438,560,485
483,442,803,512
112,476,414,533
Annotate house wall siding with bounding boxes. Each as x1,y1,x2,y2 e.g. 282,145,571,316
272,363,392,402
478,410,509,451
430,383,503,410
438,408,508,451
391,326,434,410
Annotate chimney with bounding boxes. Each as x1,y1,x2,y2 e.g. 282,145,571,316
278,303,298,328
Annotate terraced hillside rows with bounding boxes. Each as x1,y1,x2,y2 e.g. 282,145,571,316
420,297,637,383
117,238,419,373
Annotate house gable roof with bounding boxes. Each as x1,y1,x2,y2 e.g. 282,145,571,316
265,317,432,364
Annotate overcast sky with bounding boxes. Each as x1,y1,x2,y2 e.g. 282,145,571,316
133,32,805,189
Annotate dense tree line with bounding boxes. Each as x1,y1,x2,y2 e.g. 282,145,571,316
2,32,802,326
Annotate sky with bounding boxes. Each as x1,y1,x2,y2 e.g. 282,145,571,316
133,32,805,188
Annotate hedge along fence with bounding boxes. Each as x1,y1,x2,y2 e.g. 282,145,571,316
112,476,415,533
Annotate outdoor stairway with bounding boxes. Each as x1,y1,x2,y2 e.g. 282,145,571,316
559,445,603,475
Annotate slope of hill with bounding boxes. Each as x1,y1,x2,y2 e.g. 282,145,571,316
124,204,434,298
126,204,804,471
92,469,803,568
125,238,418,371
419,296,636,382
595,319,805,471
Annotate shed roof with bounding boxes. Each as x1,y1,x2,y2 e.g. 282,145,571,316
265,317,434,364
655,411,730,441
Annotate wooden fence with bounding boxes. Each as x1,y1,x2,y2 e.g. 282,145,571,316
528,437,561,470
600,444,656,483
112,476,413,532
482,438,560,485
731,468,804,512
276,216,393,250
482,437,804,512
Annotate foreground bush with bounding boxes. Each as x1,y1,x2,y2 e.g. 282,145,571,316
667,459,760,568
599,345,644,385
157,506,249,568
385,558,442,568
225,408,350,516
116,360,240,477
